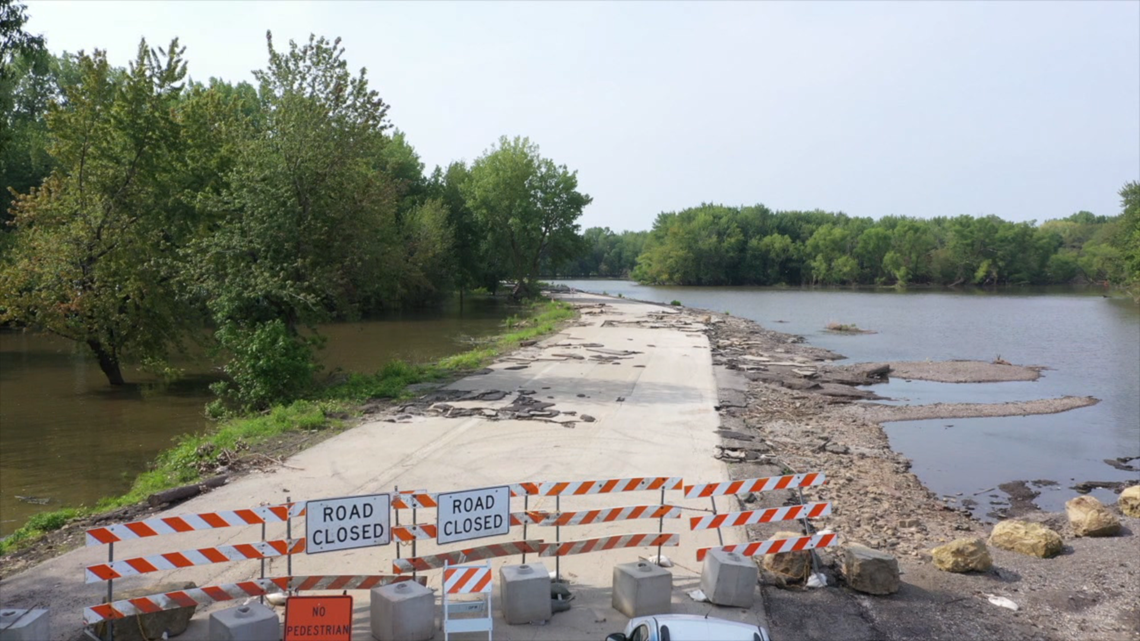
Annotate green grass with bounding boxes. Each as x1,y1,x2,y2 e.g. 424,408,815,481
0,300,576,557
0,508,81,555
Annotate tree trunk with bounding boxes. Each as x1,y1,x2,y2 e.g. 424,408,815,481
86,339,125,386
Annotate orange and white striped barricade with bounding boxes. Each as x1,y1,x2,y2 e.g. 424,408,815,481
83,496,306,636
82,575,426,625
684,472,827,546
85,537,307,582
687,502,832,531
507,476,684,573
442,562,493,641
83,502,306,546
696,532,838,562
391,489,437,573
288,574,425,592
83,577,291,625
682,472,826,499
393,540,544,574
538,532,680,557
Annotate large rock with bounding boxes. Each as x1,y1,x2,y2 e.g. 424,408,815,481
931,538,992,573
841,544,900,595
760,530,811,582
989,520,1063,558
1066,495,1121,537
1119,485,1140,518
95,581,197,640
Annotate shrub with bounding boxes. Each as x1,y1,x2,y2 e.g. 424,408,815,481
670,300,682,306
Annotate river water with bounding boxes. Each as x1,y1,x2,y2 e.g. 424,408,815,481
553,280,1140,516
0,297,516,536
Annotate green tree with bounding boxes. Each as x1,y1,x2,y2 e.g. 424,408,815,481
0,40,192,385
464,135,591,298
187,32,398,407
1118,181,1140,289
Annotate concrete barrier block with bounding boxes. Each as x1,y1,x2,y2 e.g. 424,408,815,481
500,562,552,624
612,561,672,617
208,603,279,641
370,579,434,641
700,548,758,607
0,609,49,641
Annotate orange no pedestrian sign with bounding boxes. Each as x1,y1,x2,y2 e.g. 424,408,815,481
284,595,353,641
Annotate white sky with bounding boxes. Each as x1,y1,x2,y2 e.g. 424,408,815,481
24,1,1140,231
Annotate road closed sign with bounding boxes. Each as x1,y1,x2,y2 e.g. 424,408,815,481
437,485,510,544
306,493,390,554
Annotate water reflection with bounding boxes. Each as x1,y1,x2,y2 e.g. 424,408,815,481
0,296,517,535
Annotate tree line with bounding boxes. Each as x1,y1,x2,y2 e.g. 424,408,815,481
559,194,1139,289
1,4,590,404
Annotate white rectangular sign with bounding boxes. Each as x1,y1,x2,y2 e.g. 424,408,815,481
437,486,510,544
306,493,391,554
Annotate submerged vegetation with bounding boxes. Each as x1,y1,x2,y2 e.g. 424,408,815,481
0,300,574,556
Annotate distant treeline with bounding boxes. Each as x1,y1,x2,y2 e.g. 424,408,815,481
556,191,1140,289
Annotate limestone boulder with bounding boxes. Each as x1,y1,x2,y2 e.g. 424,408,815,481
989,520,1063,558
841,544,900,595
760,530,811,582
95,581,197,640
1119,485,1140,518
1066,495,1121,537
931,538,992,573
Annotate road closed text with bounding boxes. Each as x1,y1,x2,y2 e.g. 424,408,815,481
437,486,510,544
305,494,391,554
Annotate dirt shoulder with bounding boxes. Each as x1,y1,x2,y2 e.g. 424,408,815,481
700,311,1139,641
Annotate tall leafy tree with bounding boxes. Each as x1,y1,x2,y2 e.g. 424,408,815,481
464,136,591,298
0,40,192,384
187,33,399,407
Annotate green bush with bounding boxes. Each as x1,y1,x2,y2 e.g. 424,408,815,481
670,300,682,306
212,320,321,410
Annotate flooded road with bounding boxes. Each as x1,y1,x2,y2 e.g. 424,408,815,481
0,297,516,535
553,281,1140,515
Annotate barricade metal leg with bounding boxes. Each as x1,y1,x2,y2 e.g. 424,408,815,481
286,495,293,580
796,486,822,576
395,486,402,564
106,541,114,641
656,487,666,563
521,494,529,564
554,495,561,582
412,501,418,582
260,522,267,605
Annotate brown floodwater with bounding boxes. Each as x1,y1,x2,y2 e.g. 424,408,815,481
0,297,516,536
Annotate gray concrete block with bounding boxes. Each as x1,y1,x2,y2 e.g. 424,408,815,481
370,579,434,641
208,603,279,641
500,562,552,624
0,609,49,641
700,548,758,607
612,561,672,617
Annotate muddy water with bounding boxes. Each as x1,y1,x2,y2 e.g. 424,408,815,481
553,280,1140,515
0,297,515,535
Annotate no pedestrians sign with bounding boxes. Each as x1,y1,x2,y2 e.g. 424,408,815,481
437,485,510,544
305,494,390,554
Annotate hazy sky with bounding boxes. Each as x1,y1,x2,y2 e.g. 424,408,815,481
24,1,1140,231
